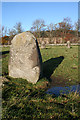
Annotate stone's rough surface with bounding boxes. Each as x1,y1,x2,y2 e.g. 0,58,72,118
9,32,42,84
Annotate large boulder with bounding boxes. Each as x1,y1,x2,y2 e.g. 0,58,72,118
8,32,42,84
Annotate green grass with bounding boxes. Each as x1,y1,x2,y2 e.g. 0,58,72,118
2,46,80,120
41,46,78,86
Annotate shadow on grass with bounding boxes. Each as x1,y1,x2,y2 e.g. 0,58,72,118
0,51,10,59
2,51,10,55
41,56,64,82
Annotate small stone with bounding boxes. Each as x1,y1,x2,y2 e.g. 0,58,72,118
69,79,71,81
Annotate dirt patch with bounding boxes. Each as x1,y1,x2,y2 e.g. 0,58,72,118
50,75,70,87
2,54,8,58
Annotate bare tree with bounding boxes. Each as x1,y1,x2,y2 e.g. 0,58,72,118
31,19,46,38
8,29,16,36
0,24,1,38
8,28,17,44
0,25,1,44
58,17,73,43
47,23,54,43
63,17,72,30
2,26,4,37
74,21,78,37
14,22,23,34
1,26,8,37
78,19,80,32
8,22,23,43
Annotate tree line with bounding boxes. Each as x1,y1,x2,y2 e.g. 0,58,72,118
0,17,80,45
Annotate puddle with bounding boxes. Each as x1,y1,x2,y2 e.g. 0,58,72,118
46,84,80,96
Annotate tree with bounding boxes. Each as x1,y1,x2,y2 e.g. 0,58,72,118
8,22,23,36
31,19,46,38
40,30,45,41
1,26,8,37
58,17,73,43
0,24,1,38
78,19,80,32
14,22,23,34
78,19,80,37
1,36,9,45
8,22,23,42
63,17,72,30
2,26,4,37
74,21,78,38
0,25,9,44
47,23,54,43
53,24,58,44
74,19,80,38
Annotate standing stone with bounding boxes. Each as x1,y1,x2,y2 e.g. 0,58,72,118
67,40,71,48
8,32,42,84
41,41,46,49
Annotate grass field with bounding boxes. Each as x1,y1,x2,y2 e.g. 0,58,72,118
1,45,80,120
41,46,78,86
